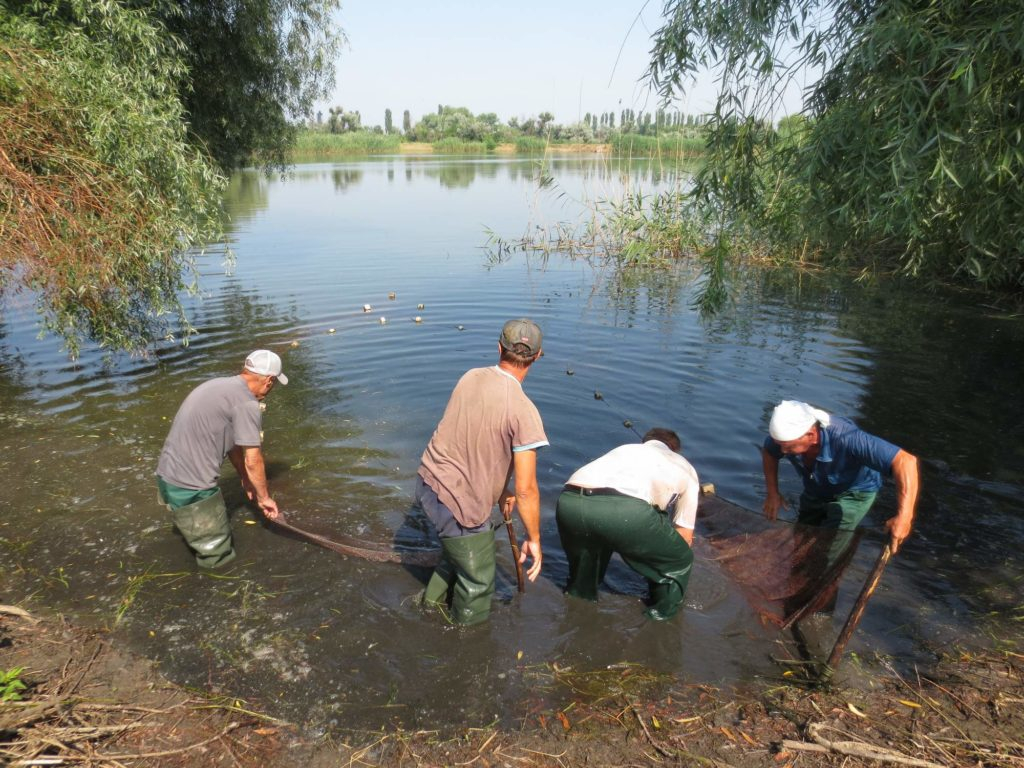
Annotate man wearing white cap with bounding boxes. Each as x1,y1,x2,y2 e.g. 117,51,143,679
762,400,919,554
156,350,288,568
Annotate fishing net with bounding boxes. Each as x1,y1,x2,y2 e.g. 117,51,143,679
698,494,863,628
271,505,441,566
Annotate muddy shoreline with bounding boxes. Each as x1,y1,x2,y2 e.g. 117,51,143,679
2,604,1020,767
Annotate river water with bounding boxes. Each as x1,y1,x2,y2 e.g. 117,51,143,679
1,155,1022,733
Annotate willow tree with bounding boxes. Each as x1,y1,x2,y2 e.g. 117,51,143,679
1,0,341,356
149,0,344,170
648,0,1024,289
1,2,225,356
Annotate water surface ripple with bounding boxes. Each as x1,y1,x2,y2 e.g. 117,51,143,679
1,155,1022,732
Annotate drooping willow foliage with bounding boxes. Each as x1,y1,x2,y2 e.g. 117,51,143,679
649,0,1024,290
0,0,342,356
0,3,225,356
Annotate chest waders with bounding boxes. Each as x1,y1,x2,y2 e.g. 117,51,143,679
555,490,693,621
422,528,496,626
158,481,236,569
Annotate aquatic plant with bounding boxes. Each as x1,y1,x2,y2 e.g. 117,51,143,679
113,569,189,627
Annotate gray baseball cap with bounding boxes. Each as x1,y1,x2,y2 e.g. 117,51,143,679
499,318,542,356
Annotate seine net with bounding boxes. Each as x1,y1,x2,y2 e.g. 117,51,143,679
698,495,863,628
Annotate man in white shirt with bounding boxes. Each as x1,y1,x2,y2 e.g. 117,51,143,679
555,428,699,620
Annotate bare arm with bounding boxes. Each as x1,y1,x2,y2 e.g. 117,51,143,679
885,449,919,554
512,449,542,581
229,446,257,501
761,447,788,520
243,446,280,520
670,477,698,548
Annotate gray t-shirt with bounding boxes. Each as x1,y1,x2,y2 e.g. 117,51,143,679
156,375,262,490
418,366,548,527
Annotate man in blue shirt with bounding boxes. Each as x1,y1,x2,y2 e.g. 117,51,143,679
762,400,919,554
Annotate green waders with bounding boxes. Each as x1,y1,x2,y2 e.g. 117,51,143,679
423,528,496,626
158,479,236,569
798,490,876,569
556,490,694,621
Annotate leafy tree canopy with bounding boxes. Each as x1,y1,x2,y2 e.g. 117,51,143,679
1,0,224,356
648,0,1024,289
1,0,342,355
148,0,344,170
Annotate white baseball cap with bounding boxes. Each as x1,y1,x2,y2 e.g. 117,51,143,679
244,350,289,385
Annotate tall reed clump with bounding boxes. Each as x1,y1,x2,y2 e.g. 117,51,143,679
514,136,548,154
610,133,704,158
292,131,402,157
431,137,487,154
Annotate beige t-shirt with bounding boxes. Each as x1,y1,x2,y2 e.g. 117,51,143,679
418,366,548,527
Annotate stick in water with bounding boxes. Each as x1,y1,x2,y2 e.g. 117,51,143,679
502,498,525,593
827,543,892,670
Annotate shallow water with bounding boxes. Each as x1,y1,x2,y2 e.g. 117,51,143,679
1,154,1022,732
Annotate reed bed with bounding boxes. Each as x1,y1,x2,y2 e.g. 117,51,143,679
291,131,402,157
610,132,705,157
430,137,489,154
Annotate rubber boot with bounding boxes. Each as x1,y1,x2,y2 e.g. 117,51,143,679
171,490,236,569
444,529,496,626
644,567,690,621
423,556,457,607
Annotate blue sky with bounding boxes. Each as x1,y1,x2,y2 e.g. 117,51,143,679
320,0,722,128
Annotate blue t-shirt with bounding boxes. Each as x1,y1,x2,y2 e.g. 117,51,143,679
764,416,900,498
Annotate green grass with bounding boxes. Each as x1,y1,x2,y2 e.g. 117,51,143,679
291,131,402,157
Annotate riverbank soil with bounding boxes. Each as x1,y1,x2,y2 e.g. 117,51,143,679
1,606,1020,767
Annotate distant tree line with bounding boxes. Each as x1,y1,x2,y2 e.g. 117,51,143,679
308,104,708,144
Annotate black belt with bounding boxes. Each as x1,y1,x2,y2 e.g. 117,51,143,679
564,484,628,497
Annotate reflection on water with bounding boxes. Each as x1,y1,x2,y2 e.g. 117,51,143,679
1,155,1022,734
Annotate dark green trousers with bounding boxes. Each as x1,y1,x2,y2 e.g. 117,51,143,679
797,490,877,530
157,478,236,569
555,490,693,620
798,489,876,571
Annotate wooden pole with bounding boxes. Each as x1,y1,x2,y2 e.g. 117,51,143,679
502,500,525,593
827,543,892,670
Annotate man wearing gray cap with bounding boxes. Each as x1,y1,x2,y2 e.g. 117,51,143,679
762,400,919,554
156,350,287,568
415,319,547,625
